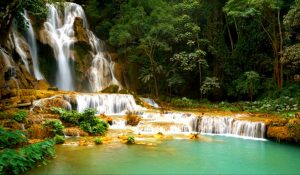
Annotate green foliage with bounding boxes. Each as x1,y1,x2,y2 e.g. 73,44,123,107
0,112,11,120
94,137,102,145
242,96,299,113
200,77,220,95
44,120,65,136
53,135,65,144
170,97,196,108
12,110,28,123
0,127,28,149
52,108,108,135
126,136,135,144
14,0,48,31
235,71,260,101
0,140,55,175
51,108,80,125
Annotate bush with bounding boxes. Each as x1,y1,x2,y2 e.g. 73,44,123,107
53,135,65,144
126,136,135,144
12,110,28,123
52,108,109,135
51,108,80,125
0,127,28,149
44,120,65,136
94,137,102,145
0,140,55,175
125,113,141,126
170,97,196,108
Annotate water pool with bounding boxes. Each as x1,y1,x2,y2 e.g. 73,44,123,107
28,136,300,174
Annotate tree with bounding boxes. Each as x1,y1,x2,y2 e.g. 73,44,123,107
235,71,260,101
109,0,175,97
200,77,220,97
224,0,284,91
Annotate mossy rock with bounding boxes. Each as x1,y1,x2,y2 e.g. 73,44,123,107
48,87,59,91
101,84,119,93
267,126,293,142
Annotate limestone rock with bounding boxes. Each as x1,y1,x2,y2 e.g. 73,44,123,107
74,17,89,43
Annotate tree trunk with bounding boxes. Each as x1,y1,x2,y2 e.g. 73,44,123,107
227,26,234,52
278,9,283,91
199,62,202,99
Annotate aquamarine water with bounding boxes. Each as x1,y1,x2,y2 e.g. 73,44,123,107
28,136,300,174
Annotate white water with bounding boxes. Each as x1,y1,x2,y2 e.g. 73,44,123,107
75,94,144,115
44,3,76,90
12,29,30,72
135,113,198,134
87,33,120,92
24,11,44,80
200,116,265,139
43,2,119,91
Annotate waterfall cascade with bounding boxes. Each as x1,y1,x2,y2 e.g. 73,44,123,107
12,29,30,72
43,2,119,91
199,116,265,139
75,94,144,115
24,11,44,80
135,113,198,134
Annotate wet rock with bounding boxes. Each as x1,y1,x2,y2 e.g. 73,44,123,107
267,126,293,142
64,127,88,137
101,84,119,93
73,17,89,43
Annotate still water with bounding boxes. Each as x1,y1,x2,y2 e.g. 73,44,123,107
28,136,300,174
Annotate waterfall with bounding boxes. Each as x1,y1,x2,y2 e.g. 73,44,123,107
44,4,75,90
135,113,198,134
24,11,44,80
87,32,120,92
199,116,265,139
75,94,144,115
12,29,30,72
43,2,119,91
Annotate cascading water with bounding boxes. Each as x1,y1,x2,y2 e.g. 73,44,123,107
87,32,120,92
199,116,265,139
12,29,30,72
135,113,198,134
43,2,119,91
75,94,144,115
24,11,44,80
44,4,76,90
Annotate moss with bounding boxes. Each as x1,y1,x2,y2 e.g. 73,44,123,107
72,42,91,60
101,84,119,93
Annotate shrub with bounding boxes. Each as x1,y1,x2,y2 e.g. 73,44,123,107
125,113,141,126
170,97,195,108
44,120,65,136
94,137,102,145
53,135,65,144
126,136,135,144
12,110,28,123
0,140,55,175
52,108,109,135
0,127,28,149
